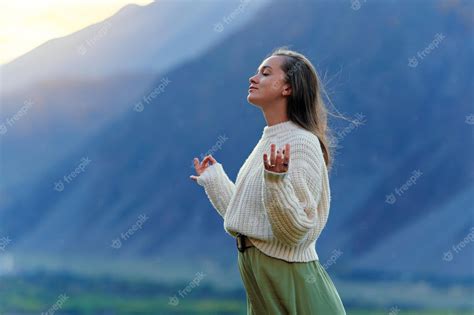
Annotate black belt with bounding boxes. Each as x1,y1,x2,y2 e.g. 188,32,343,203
236,233,255,252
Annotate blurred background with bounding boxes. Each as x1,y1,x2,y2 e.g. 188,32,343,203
0,0,473,314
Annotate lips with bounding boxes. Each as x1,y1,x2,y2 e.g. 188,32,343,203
249,86,258,91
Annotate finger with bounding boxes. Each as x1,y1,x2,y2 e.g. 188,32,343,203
208,155,217,165
190,175,198,181
193,158,199,168
283,154,290,168
270,144,276,166
263,153,270,169
201,156,211,168
275,148,283,167
283,144,290,166
203,154,216,165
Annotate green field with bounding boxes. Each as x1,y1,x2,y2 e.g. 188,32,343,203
3,295,474,315
1,272,472,315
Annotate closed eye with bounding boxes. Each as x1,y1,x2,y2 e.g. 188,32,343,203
255,69,270,76
255,71,269,76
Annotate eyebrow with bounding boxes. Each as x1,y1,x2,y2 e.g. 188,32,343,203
257,65,272,72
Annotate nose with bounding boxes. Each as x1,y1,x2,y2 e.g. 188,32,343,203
249,75,258,84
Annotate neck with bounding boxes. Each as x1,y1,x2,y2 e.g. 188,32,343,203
262,100,288,127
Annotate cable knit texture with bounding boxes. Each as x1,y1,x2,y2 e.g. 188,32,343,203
196,120,331,262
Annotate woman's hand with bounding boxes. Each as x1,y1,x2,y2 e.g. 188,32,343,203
263,143,290,173
189,155,217,181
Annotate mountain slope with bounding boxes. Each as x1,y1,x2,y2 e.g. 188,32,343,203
0,0,271,195
1,0,473,286
0,0,271,94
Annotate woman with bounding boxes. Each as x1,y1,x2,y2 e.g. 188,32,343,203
190,47,347,314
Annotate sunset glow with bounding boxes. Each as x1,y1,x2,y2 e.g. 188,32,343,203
0,0,154,64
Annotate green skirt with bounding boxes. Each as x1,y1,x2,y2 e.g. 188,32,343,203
238,246,347,315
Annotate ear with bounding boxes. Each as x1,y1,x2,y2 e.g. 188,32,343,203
282,83,292,96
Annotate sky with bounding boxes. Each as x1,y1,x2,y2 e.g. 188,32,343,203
0,0,154,65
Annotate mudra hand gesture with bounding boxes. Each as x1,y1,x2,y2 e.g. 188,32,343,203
189,155,217,181
263,143,290,173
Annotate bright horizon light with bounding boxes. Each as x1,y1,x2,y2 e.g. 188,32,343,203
0,0,154,65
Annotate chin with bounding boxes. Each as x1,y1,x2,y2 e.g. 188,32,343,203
247,96,261,107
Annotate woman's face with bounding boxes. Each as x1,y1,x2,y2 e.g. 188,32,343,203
247,55,291,107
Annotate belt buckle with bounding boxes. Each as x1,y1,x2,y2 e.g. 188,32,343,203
236,233,245,252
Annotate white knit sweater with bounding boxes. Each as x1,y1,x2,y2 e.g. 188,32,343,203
197,120,331,262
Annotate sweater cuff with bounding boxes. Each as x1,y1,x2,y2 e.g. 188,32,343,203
263,168,288,182
196,163,222,187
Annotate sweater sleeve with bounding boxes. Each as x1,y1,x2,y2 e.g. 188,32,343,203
196,162,236,218
262,138,327,247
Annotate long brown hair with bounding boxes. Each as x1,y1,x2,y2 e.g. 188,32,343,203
268,47,350,173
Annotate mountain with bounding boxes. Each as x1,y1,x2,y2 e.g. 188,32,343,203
0,0,270,191
0,0,271,94
1,0,473,298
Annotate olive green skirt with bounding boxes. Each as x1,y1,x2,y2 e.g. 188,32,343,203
238,246,346,315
